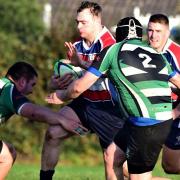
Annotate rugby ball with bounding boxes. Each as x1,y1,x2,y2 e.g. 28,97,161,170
54,60,82,79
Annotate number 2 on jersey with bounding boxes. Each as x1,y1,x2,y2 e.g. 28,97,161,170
139,53,157,68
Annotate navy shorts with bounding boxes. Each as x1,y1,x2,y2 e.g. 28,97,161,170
115,119,172,174
68,96,125,149
165,118,180,149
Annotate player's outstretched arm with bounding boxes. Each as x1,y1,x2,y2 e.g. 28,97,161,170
20,102,87,135
46,72,99,104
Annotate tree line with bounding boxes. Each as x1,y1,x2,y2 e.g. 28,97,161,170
0,0,102,165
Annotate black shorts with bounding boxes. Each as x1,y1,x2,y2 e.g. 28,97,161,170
115,119,172,174
165,118,180,150
0,140,2,153
68,96,125,149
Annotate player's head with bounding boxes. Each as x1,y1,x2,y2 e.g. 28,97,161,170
6,61,38,95
76,1,102,40
77,1,102,17
116,17,143,42
147,14,170,52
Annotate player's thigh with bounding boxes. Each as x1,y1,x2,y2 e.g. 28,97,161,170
58,105,81,123
162,145,180,171
47,106,81,139
127,120,172,174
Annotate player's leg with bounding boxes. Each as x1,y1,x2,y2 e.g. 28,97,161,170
122,161,128,178
113,121,129,180
114,122,172,180
102,142,126,180
162,145,180,174
127,120,172,180
40,105,81,180
121,162,172,180
0,141,16,180
86,103,126,180
130,172,172,180
161,118,180,174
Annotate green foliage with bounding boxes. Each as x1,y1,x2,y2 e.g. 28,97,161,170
0,0,104,165
6,162,180,180
6,164,105,180
0,31,21,73
61,134,103,165
0,0,44,42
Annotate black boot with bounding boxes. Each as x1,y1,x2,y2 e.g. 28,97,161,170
40,170,55,180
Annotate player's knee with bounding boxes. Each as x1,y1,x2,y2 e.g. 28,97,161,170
115,148,126,166
113,146,126,167
45,127,59,141
103,149,112,163
103,145,125,167
45,127,55,140
45,126,68,141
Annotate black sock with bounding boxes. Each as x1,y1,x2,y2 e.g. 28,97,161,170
40,170,55,180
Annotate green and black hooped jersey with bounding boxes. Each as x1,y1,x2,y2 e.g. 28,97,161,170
88,39,176,126
0,77,29,124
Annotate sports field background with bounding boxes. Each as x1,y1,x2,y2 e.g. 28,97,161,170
6,156,179,180
1,1,180,180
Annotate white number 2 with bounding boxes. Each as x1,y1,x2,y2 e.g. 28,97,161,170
139,53,156,68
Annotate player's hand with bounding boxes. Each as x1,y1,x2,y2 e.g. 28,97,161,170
49,74,74,90
65,41,74,59
45,91,64,104
65,42,82,67
60,119,89,136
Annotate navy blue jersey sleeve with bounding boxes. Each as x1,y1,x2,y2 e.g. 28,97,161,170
12,86,30,114
164,51,180,74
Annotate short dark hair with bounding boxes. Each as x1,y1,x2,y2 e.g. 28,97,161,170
77,1,102,16
6,61,38,82
116,17,142,42
149,14,169,26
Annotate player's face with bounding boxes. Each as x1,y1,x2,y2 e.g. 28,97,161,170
22,76,37,95
76,8,100,41
147,22,170,52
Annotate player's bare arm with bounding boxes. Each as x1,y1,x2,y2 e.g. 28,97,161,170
45,72,99,104
20,102,87,135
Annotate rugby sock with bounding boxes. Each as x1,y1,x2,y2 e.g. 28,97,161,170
40,170,55,180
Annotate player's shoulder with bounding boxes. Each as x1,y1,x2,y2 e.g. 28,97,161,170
73,39,82,45
99,27,115,48
0,77,14,93
121,39,156,53
165,39,180,59
166,39,180,51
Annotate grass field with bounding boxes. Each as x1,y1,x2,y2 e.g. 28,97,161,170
6,160,179,180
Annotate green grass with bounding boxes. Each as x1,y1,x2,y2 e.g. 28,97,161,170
6,161,179,180
6,164,105,180
153,161,179,180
